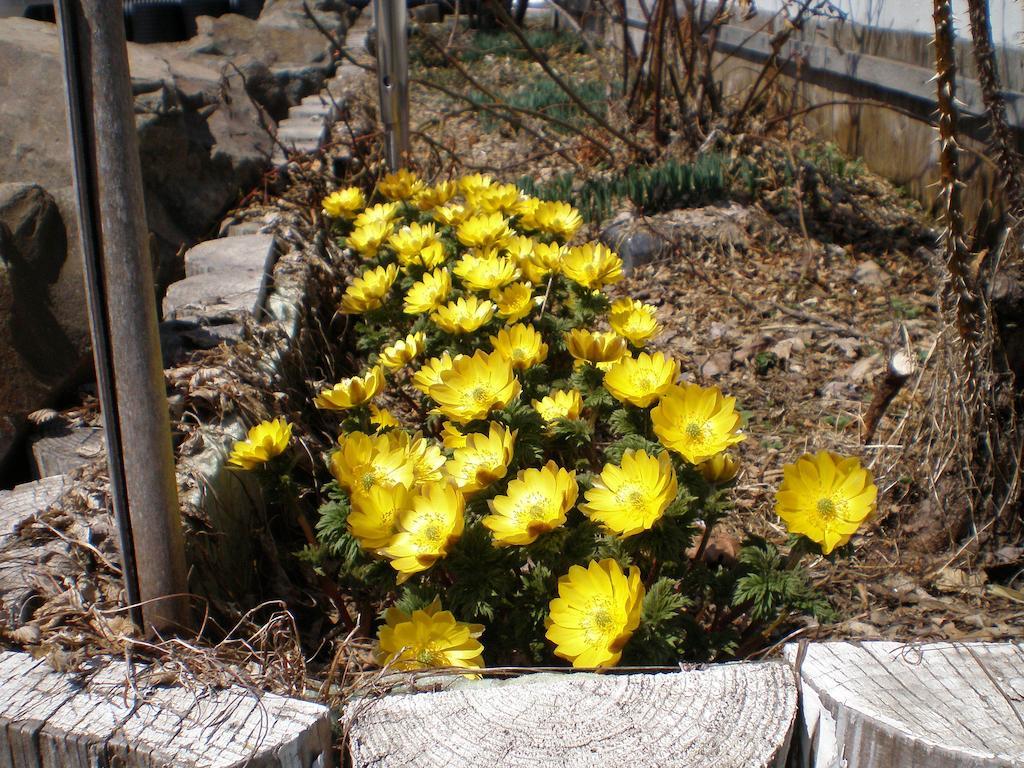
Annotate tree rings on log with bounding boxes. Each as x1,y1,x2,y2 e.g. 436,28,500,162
0,651,332,767
345,664,797,767
786,641,1024,767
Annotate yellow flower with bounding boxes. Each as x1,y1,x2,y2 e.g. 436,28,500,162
456,212,513,250
776,451,878,554
314,366,385,410
377,598,484,671
432,203,469,227
404,268,452,315
483,461,578,546
565,329,628,369
609,298,661,346
453,252,520,292
531,241,565,275
348,483,412,550
379,331,426,371
412,180,457,210
340,264,398,314
490,323,548,371
412,352,464,396
457,173,495,196
369,403,401,431
227,418,292,469
699,453,740,485
440,421,468,450
514,196,542,229
580,450,678,537
429,350,521,424
532,389,584,423
651,383,745,464
444,422,516,494
603,352,679,408
346,220,394,258
322,187,365,219
394,431,447,486
380,481,465,583
388,222,439,262
504,235,535,262
561,243,623,289
546,559,643,668
490,282,535,324
353,202,401,229
378,168,425,200
329,431,415,496
467,183,521,215
533,200,583,242
431,295,496,335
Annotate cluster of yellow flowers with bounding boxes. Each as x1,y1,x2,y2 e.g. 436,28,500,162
229,169,878,672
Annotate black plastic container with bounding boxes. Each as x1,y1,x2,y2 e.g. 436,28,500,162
23,4,56,22
229,0,263,18
125,0,188,43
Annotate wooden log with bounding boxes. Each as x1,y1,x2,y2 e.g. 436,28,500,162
0,477,69,627
28,426,105,479
785,641,1024,768
0,650,333,767
345,664,797,767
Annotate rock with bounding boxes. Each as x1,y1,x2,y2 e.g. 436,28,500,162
601,203,767,272
853,259,890,287
170,0,347,121
28,423,105,479
0,18,274,294
0,183,91,474
163,233,279,322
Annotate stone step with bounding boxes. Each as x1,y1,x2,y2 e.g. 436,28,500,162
345,664,797,767
785,641,1024,767
163,234,279,323
0,650,332,767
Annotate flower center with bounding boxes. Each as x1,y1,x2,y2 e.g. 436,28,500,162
685,421,707,440
582,598,619,647
415,646,445,666
360,470,378,491
631,371,657,391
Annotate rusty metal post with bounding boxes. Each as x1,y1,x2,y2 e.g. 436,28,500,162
56,0,190,634
373,0,410,169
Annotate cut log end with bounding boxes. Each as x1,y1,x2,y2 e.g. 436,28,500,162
345,664,797,768
786,641,1024,768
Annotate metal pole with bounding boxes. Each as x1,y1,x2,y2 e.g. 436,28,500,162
373,0,410,169
56,0,190,634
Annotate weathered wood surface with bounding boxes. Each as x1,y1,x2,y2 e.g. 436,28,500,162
345,664,797,767
0,650,333,767
785,641,1024,768
0,476,69,627
0,476,68,544
29,426,105,479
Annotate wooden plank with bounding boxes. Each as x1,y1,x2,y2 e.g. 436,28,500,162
28,427,105,479
345,663,797,767
0,651,333,768
785,641,1024,768
0,476,71,628
0,477,68,545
